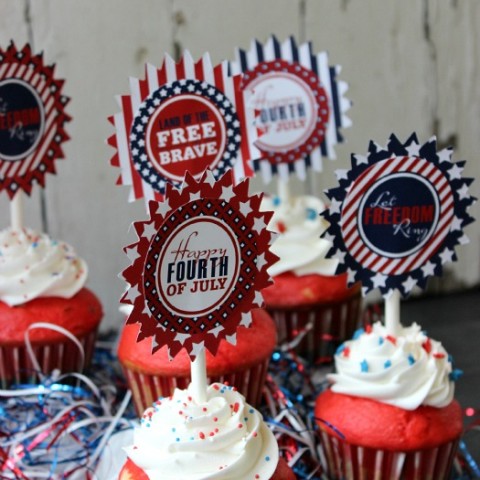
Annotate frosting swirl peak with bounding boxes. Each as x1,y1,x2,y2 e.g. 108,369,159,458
0,228,87,306
125,383,278,479
329,322,457,410
262,195,337,277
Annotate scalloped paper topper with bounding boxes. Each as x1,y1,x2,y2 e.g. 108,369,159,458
108,51,257,203
323,133,475,297
230,35,351,183
0,42,70,198
121,170,277,360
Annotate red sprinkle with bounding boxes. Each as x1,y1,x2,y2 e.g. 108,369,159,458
433,353,445,359
386,335,397,345
277,221,287,233
237,423,243,429
233,402,240,413
202,407,208,412
213,417,218,422
422,338,432,354
343,347,350,358
199,432,205,440
365,324,372,334
213,385,220,390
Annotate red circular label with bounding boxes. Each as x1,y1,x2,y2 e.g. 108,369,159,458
146,95,226,182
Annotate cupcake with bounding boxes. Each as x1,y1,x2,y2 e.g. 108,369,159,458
118,308,276,415
261,195,362,362
0,227,103,387
118,382,296,479
315,322,463,480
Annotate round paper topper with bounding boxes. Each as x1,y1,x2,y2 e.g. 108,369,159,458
130,79,239,189
121,170,277,360
230,35,351,182
323,133,475,297
109,52,256,202
0,42,70,198
242,59,329,163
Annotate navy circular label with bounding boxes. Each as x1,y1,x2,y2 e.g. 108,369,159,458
358,173,439,258
0,79,45,161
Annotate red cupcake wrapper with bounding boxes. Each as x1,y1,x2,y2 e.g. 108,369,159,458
267,292,362,362
122,358,270,415
319,429,459,480
0,329,98,388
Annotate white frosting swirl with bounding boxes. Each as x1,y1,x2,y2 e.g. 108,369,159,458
0,228,87,306
125,383,278,479
262,195,338,277
329,322,456,410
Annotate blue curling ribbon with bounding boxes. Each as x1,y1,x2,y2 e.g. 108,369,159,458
458,440,480,479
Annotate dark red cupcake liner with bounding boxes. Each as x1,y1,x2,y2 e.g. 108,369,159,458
266,290,362,362
0,329,98,388
122,357,270,415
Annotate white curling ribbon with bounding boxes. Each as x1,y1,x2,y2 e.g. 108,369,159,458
24,321,86,382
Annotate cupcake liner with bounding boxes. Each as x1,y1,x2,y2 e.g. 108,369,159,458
319,428,459,480
267,291,362,362
0,329,98,388
122,357,270,415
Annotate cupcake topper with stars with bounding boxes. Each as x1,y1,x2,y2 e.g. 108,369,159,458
0,42,70,230
230,35,351,186
108,51,258,205
121,169,277,402
323,133,475,334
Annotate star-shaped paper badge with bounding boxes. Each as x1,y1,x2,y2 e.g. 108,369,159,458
121,170,277,360
323,133,475,297
0,42,70,198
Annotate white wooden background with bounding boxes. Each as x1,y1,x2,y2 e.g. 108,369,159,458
0,0,478,330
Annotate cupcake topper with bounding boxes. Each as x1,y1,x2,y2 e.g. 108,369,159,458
0,42,70,229
323,133,475,334
121,170,277,401
230,35,351,187
108,51,258,205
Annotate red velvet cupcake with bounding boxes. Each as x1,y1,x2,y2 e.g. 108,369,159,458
118,308,276,415
117,382,295,480
315,322,463,479
0,228,103,387
261,195,362,361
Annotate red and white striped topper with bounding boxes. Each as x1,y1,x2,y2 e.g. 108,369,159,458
121,170,277,360
108,51,257,204
323,134,475,297
0,42,70,198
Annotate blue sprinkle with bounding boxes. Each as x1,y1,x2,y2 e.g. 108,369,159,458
51,240,58,246
306,207,317,220
190,437,194,441
272,196,281,206
146,423,151,428
176,437,180,442
353,328,365,340
335,343,346,355
360,359,369,372
449,369,463,382
249,408,254,414
408,354,415,365
172,427,176,432
272,351,281,361
265,456,271,462
244,417,248,422
32,242,38,248
448,354,453,363
384,360,392,369
378,337,384,345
